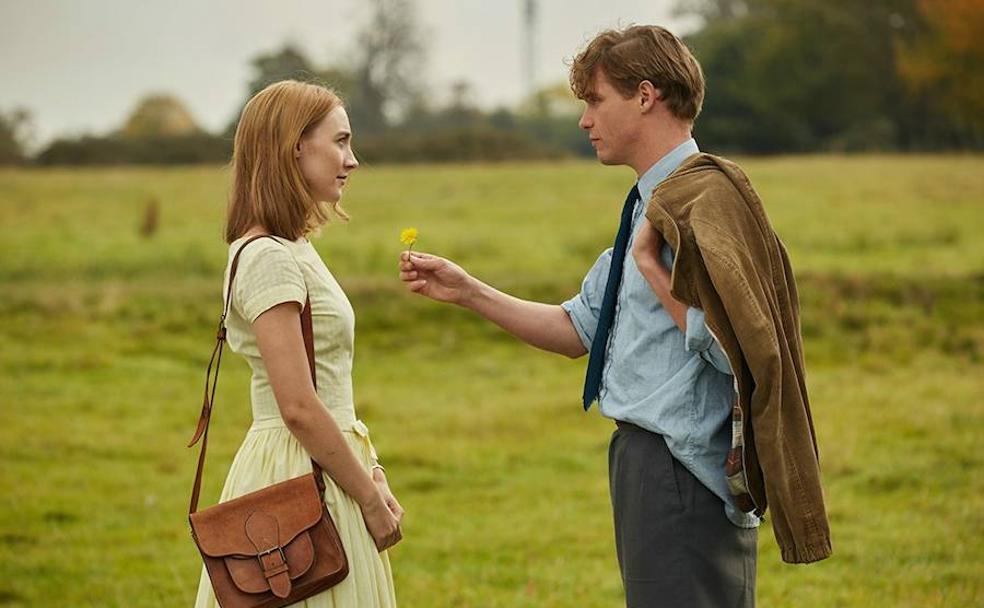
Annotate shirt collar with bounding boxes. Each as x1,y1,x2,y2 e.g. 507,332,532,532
636,137,700,204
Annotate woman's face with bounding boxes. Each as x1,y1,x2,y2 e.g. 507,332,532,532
296,106,358,203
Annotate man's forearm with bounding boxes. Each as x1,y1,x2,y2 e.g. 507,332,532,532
459,277,587,358
636,259,688,332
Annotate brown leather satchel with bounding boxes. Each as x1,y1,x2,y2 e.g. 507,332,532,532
187,234,349,607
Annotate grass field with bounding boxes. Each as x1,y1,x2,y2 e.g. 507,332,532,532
1,155,982,607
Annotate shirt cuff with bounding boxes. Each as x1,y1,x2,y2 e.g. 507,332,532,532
561,298,594,351
685,307,733,375
685,307,713,352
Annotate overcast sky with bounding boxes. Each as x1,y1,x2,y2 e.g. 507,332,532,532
1,0,694,147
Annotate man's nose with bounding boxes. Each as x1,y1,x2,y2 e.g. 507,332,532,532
578,111,592,130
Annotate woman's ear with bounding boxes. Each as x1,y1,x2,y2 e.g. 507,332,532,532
294,140,302,159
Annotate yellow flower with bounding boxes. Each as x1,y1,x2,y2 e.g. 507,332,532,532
400,227,418,246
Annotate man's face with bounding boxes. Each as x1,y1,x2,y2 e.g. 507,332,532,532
578,69,641,166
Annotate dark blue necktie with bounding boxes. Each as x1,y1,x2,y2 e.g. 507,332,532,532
582,184,640,410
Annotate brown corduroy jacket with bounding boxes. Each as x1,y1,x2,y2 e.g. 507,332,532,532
644,153,832,564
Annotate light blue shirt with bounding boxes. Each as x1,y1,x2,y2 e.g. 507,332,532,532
562,138,760,528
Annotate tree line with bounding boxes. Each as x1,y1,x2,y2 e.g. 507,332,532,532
682,0,982,152
1,0,979,166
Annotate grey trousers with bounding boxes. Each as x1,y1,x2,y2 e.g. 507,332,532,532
609,420,757,608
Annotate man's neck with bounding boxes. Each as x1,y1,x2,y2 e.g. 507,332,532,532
630,129,693,178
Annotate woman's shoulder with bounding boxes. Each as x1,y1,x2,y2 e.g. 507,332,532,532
228,233,297,250
229,235,305,264
227,236,307,285
226,235,309,322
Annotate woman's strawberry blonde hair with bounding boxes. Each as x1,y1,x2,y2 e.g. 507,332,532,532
225,80,349,244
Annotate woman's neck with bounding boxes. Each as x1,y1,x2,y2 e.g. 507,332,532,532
241,225,268,239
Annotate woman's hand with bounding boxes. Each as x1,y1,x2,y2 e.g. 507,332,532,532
358,491,403,552
372,467,405,523
399,251,473,305
254,302,404,549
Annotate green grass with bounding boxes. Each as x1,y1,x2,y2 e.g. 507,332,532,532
1,155,982,606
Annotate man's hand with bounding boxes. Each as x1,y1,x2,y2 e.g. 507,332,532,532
631,219,665,274
631,220,689,332
397,250,586,358
399,251,473,305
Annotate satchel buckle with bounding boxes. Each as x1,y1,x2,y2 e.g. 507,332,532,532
256,545,287,564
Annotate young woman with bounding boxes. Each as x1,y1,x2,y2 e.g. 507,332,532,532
193,80,401,607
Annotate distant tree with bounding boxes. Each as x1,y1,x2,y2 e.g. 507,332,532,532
512,82,590,155
518,82,581,118
679,0,928,152
0,107,32,165
37,133,230,165
246,44,318,97
119,93,202,138
227,1,425,137
224,44,358,137
675,0,749,21
438,80,483,128
350,0,426,133
219,1,581,163
898,0,984,132
448,80,474,111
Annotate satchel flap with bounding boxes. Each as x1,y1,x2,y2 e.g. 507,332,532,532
224,530,315,593
190,473,324,558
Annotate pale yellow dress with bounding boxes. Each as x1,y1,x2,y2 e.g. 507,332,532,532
193,235,396,607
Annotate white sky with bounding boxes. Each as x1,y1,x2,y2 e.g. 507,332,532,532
0,0,694,147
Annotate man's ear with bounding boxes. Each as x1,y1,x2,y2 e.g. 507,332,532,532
638,80,663,114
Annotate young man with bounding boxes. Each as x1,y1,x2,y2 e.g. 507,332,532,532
398,25,830,607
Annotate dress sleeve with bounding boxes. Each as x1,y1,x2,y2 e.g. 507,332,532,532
231,241,307,324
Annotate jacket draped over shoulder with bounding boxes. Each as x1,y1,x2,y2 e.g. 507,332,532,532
645,153,832,564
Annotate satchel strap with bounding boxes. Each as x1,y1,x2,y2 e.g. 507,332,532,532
188,234,326,515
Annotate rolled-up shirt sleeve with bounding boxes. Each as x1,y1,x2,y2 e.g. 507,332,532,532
685,306,733,375
561,248,613,351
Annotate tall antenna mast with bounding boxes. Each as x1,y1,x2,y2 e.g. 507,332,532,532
522,0,538,99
